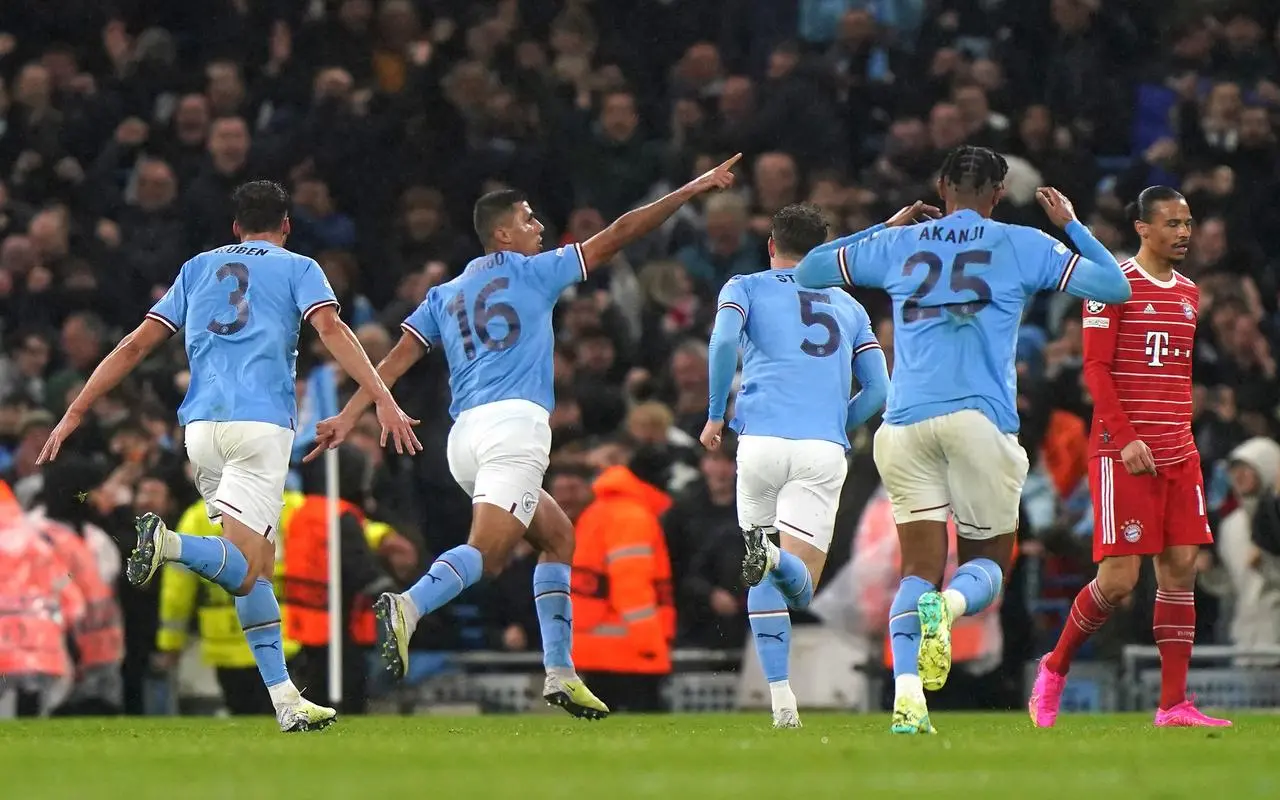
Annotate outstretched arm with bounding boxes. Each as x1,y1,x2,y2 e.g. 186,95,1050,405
580,154,741,271
303,332,427,462
38,318,172,464
797,201,937,289
1060,220,1132,304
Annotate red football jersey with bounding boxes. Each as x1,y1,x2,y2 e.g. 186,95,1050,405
1082,260,1199,467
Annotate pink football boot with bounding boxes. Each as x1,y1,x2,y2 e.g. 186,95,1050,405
1028,654,1067,728
1153,696,1233,728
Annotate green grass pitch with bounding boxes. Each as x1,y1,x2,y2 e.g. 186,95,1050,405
2,713,1277,799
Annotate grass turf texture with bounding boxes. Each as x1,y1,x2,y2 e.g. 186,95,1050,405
2,713,1277,799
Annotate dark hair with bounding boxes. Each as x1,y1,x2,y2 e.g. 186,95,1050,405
771,203,829,258
1126,186,1186,223
473,189,527,244
939,145,1008,194
545,464,594,485
232,180,290,233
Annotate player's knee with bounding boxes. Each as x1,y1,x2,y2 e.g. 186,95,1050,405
1156,547,1199,587
1096,558,1140,604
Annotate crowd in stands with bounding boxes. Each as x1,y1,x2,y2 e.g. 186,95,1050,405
2,0,1279,715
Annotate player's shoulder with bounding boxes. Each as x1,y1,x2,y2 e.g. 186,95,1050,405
1001,221,1059,251
1173,270,1198,292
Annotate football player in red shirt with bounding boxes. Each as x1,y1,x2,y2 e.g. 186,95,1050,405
1029,187,1231,728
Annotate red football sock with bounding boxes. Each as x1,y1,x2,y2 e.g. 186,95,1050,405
1154,589,1196,709
1045,579,1115,675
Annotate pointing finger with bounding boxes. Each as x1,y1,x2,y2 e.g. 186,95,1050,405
718,153,743,171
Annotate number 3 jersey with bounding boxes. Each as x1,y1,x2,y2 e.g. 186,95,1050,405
837,209,1082,433
402,244,588,419
716,268,878,449
148,240,338,428
1083,261,1199,467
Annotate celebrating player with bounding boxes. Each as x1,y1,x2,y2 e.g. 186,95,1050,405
1029,187,1230,728
701,203,898,728
307,155,742,719
37,181,419,732
796,145,1132,733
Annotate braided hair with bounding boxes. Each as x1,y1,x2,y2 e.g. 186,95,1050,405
939,145,1008,195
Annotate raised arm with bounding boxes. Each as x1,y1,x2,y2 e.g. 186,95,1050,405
38,318,173,464
580,153,741,271
1036,187,1132,305
796,201,936,289
308,306,421,455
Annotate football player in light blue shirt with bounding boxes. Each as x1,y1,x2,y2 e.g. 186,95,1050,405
38,180,418,732
309,155,743,719
700,203,897,728
796,146,1132,734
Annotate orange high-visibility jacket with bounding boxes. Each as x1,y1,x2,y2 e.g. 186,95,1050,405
571,466,675,675
282,496,376,647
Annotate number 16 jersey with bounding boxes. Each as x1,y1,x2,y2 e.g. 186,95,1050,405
148,240,338,428
837,210,1081,434
402,245,588,419
717,269,879,449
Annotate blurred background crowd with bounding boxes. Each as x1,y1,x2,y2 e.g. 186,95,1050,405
1,0,1279,717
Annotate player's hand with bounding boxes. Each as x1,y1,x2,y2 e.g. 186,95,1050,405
1120,439,1157,476
303,415,351,462
884,200,941,227
685,153,742,195
699,419,725,451
375,397,422,456
1036,187,1077,229
37,409,84,465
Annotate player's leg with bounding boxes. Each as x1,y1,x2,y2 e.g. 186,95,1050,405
127,421,254,594
1033,455,1148,727
735,436,797,727
874,421,948,734
1152,458,1229,727
523,490,609,719
928,414,1029,691
748,439,845,728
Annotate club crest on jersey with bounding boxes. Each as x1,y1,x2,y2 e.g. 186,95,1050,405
1122,519,1143,543
1086,300,1106,314
1181,299,1195,320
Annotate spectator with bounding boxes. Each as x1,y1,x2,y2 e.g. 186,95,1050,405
676,192,766,292
570,443,676,713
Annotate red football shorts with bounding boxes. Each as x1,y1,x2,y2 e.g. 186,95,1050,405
1089,453,1212,562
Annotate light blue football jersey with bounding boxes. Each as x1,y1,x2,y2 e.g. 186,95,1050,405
718,268,879,448
835,209,1080,433
148,240,337,429
402,244,587,419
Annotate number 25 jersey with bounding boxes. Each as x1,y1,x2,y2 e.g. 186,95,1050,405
838,209,1081,433
149,240,338,428
402,245,588,419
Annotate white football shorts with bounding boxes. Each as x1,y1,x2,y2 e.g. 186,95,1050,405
185,420,294,539
736,435,848,554
873,408,1029,540
447,398,551,527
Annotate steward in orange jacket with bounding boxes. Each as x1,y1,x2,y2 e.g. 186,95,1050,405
571,456,676,712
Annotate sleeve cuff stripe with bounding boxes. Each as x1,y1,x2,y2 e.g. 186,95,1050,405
303,299,340,321
574,242,587,281
837,247,853,286
1057,253,1081,292
145,312,178,333
854,342,882,355
718,302,747,320
400,322,431,350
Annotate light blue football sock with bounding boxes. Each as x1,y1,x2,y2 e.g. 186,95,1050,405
175,534,248,594
236,577,288,688
404,544,483,617
748,583,792,684
889,576,933,678
946,557,1004,616
770,550,814,610
533,562,574,674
